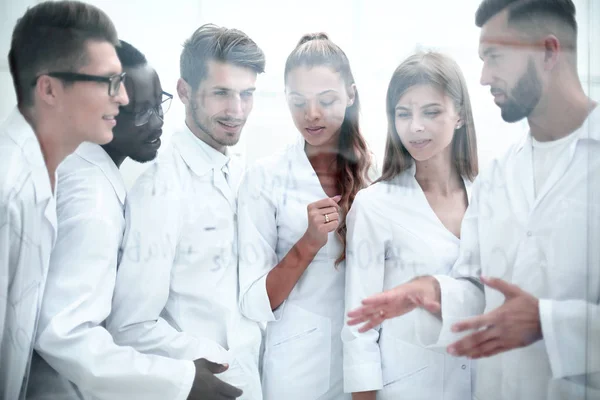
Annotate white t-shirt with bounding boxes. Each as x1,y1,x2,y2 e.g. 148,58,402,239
532,131,579,196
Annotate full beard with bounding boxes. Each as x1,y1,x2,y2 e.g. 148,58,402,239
500,59,542,123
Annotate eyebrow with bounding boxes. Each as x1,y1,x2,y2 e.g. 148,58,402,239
289,89,339,97
211,86,256,92
395,102,442,110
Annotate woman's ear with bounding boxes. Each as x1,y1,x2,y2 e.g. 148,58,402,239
347,83,357,107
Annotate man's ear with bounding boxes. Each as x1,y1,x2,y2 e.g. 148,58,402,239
35,75,61,107
177,78,191,106
543,35,560,71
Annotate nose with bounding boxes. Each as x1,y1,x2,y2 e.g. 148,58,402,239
480,63,493,87
148,108,164,130
410,115,424,133
305,100,321,121
225,94,243,118
115,81,129,106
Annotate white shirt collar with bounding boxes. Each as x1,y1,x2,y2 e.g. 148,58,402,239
174,124,231,177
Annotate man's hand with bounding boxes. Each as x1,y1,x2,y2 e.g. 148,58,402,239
447,276,542,359
187,358,243,400
347,276,441,332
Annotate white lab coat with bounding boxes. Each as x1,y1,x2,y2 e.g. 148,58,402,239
106,126,262,400
26,142,196,400
416,106,600,400
0,108,57,400
342,164,471,400
342,165,473,400
238,137,351,400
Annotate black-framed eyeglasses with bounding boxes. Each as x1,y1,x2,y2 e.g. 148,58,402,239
120,91,173,127
32,72,127,97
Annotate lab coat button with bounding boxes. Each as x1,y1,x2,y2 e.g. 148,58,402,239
526,231,533,237
462,365,467,370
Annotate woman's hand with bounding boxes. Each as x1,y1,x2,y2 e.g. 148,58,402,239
301,195,342,253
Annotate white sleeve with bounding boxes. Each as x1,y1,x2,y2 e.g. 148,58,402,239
0,194,12,354
342,192,388,393
415,179,486,348
106,166,227,364
237,165,283,322
540,298,600,380
34,173,196,400
0,181,47,400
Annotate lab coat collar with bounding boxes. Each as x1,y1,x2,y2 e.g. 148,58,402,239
406,161,473,201
4,107,54,205
74,141,126,206
292,135,332,198
175,124,231,177
515,103,600,153
174,125,237,212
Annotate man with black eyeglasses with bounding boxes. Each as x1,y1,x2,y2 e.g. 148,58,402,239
0,2,128,399
26,40,241,400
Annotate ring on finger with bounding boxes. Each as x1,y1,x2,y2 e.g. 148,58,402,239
324,213,330,223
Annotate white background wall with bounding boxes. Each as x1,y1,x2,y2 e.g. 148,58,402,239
1,0,598,189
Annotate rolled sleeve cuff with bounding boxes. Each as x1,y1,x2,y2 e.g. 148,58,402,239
417,275,483,348
191,339,229,365
175,361,196,400
241,274,285,323
414,307,443,347
539,298,563,379
343,363,383,393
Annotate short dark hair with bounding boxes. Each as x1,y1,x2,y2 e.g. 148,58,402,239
116,40,147,69
475,0,577,32
8,0,119,107
180,23,265,91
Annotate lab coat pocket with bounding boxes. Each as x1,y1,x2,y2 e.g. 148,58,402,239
380,339,443,399
262,304,331,400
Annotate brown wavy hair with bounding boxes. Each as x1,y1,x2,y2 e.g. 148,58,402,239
379,52,478,183
284,33,372,265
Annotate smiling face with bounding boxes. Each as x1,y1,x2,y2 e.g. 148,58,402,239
285,65,355,149
108,64,164,163
179,60,257,151
394,84,461,162
56,40,129,146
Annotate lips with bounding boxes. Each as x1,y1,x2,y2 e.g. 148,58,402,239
409,139,432,149
218,120,243,132
144,130,163,145
491,88,506,99
305,126,325,135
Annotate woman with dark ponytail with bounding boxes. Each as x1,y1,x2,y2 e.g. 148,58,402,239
238,33,372,400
